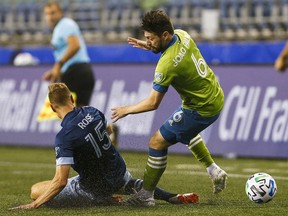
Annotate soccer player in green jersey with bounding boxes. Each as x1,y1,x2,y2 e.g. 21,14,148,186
111,10,227,206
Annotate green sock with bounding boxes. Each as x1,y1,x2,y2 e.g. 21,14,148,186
143,148,167,191
187,134,214,167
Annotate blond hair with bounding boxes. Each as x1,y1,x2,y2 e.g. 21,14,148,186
48,83,71,106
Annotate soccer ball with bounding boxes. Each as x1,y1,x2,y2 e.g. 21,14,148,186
245,172,277,204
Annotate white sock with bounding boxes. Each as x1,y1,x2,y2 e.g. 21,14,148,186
206,163,219,176
140,188,154,197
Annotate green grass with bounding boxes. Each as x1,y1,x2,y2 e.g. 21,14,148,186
1,146,287,216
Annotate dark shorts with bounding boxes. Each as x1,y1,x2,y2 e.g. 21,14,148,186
61,63,95,106
160,106,220,145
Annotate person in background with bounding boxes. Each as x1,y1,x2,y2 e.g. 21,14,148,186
42,1,95,108
112,10,227,206
42,1,118,148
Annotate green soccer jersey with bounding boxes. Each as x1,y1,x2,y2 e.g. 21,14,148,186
153,29,224,117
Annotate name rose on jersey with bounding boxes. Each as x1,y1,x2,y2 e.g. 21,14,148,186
77,113,94,129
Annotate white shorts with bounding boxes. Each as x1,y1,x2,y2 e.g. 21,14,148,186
46,170,132,207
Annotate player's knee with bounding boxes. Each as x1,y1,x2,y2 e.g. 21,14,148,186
30,182,44,200
149,139,160,149
30,184,39,200
149,131,169,150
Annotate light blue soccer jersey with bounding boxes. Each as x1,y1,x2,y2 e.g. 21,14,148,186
51,17,90,72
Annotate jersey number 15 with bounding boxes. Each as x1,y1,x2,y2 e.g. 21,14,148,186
85,121,112,158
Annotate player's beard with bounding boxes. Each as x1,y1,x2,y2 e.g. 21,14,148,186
150,41,165,54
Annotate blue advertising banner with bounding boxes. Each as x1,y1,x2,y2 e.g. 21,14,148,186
0,65,287,158
1,41,284,65
210,66,288,158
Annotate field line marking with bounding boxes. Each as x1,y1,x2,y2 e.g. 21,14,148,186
128,168,288,181
2,161,288,181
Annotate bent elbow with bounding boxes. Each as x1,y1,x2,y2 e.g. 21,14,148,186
59,179,68,188
55,178,67,190
150,102,160,110
74,45,80,53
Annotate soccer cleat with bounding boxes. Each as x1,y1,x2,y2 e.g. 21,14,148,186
168,193,199,204
125,189,155,206
112,195,124,203
210,168,228,194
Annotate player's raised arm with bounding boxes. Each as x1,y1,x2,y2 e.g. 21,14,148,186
127,37,151,50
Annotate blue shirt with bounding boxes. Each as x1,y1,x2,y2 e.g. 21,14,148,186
51,17,90,73
55,106,127,195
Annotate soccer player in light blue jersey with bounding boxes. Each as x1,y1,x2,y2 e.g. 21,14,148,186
112,10,227,206
42,2,95,107
10,83,198,210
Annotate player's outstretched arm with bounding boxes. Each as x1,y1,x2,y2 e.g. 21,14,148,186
128,37,150,50
9,165,70,210
111,89,165,123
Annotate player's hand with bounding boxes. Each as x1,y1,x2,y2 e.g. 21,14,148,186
42,63,61,82
127,37,150,50
9,202,37,210
42,69,53,81
274,57,286,72
111,106,128,123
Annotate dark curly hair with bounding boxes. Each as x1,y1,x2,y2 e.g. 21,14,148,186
141,10,174,36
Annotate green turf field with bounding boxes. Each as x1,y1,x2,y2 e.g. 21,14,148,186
0,146,287,216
